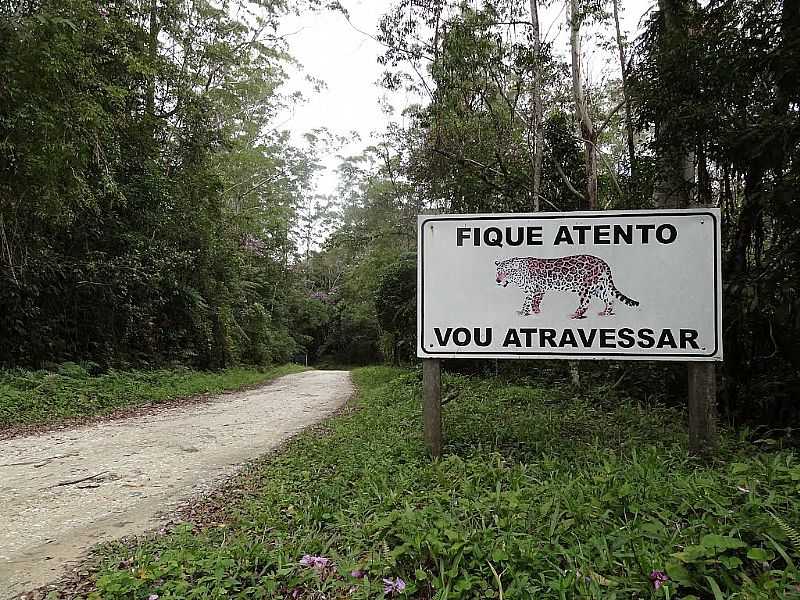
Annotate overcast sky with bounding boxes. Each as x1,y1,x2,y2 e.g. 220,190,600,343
276,0,655,199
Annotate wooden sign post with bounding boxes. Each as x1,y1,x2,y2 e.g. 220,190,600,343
422,358,442,457
688,362,717,455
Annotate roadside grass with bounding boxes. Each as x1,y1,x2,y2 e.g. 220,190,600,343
85,367,799,599
0,363,307,431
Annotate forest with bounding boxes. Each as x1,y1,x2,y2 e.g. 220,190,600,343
5,0,797,423
2,1,800,598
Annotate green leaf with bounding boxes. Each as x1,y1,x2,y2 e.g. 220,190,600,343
718,555,742,569
491,548,508,562
746,547,771,561
700,534,746,551
705,576,725,600
765,534,796,570
664,562,692,585
730,463,750,475
672,545,711,562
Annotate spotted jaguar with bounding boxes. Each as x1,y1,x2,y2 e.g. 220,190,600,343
495,254,639,319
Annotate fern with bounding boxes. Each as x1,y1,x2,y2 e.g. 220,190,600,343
381,539,391,562
770,511,800,554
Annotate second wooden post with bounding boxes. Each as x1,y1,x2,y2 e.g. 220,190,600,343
688,362,717,456
422,358,442,458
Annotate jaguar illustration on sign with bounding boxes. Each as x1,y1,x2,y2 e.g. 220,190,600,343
494,254,638,319
418,210,722,361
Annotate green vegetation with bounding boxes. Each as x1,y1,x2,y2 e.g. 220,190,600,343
0,0,322,370
2,1,798,423
2,1,799,593
302,0,800,423
84,367,799,599
0,363,305,430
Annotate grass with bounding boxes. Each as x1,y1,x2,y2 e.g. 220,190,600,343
71,367,800,598
0,362,307,430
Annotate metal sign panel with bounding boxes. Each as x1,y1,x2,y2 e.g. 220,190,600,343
417,209,722,361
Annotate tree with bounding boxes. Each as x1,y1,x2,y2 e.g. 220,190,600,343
612,0,636,178
530,0,545,211
567,0,598,209
374,253,417,364
649,0,695,208
378,0,580,214
631,0,800,424
0,0,317,368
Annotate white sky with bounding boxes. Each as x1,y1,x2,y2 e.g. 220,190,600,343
276,0,656,199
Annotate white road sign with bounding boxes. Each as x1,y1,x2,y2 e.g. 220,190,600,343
417,209,722,361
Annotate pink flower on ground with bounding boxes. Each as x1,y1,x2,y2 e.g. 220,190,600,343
383,577,406,595
650,570,669,590
299,554,331,569
147,595,159,600
350,569,366,579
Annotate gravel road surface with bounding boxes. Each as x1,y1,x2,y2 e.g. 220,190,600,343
0,370,352,598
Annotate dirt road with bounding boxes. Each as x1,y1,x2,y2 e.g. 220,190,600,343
0,370,352,598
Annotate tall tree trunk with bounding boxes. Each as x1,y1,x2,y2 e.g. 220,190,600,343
530,0,544,212
612,0,636,178
697,143,712,206
567,0,597,388
432,6,443,148
567,0,597,209
146,0,159,119
566,0,595,385
652,0,715,457
652,0,693,208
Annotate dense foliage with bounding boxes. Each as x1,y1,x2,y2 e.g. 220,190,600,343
301,145,418,365
0,0,317,369
304,0,800,423
2,0,798,416
630,0,800,421
79,367,800,598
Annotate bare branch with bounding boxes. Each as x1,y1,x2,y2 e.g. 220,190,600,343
553,159,586,203
596,98,627,137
